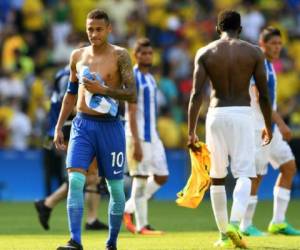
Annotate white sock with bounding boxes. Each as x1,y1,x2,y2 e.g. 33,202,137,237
210,185,228,234
230,177,251,223
240,195,258,231
272,186,290,223
124,197,135,214
145,176,161,200
131,178,148,231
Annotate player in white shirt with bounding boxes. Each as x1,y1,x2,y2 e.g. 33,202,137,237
123,38,169,235
241,27,300,236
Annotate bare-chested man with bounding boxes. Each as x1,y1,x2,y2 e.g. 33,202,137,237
54,9,136,250
187,10,272,248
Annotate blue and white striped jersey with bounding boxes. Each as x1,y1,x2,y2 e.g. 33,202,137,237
125,65,158,142
250,59,277,128
264,59,277,111
250,59,277,111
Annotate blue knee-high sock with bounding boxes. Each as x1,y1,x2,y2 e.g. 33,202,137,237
67,172,86,245
106,179,125,247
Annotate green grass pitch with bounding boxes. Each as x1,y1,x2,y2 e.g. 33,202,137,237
0,200,299,250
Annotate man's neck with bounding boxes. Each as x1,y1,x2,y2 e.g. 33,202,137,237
91,42,108,55
138,65,150,74
264,53,273,62
220,31,239,40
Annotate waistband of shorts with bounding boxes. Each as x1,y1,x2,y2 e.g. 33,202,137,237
76,112,120,122
208,106,252,115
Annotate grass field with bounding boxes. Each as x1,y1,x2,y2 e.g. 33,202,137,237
0,200,300,250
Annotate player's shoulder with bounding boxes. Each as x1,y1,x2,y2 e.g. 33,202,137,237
194,41,217,60
70,46,88,61
111,45,130,58
240,40,263,54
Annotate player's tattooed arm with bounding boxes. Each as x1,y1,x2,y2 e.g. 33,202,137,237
105,48,137,103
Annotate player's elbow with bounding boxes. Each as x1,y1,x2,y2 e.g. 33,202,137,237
190,90,202,103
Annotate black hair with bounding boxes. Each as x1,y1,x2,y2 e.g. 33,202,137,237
217,10,241,32
260,27,281,43
87,9,110,23
134,38,151,53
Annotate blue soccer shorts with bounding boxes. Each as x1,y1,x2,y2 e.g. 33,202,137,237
66,112,125,180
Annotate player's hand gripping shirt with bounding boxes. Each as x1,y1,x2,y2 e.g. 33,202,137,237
176,142,211,209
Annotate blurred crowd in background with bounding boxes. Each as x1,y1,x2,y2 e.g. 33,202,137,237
0,0,300,151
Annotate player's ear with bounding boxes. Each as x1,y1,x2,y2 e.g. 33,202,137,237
258,38,264,48
107,22,112,33
238,26,242,35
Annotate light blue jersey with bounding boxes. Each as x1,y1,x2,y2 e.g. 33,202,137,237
78,66,119,116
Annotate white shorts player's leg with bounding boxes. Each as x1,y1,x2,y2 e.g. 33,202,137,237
210,185,228,233
131,177,147,231
269,128,295,224
240,195,258,231
206,107,256,228
230,177,251,223
256,126,295,224
124,197,135,214
145,139,169,199
206,109,230,232
272,186,290,223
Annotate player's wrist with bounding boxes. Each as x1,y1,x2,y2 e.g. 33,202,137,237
101,85,109,95
55,125,63,132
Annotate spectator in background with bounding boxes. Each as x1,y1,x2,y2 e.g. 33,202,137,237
241,4,266,43
158,68,178,105
98,0,135,38
27,67,48,147
51,0,71,46
1,26,27,71
9,98,31,150
167,39,191,82
157,106,181,148
21,0,47,47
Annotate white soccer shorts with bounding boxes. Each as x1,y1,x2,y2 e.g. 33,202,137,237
126,137,169,176
206,107,256,179
255,125,295,175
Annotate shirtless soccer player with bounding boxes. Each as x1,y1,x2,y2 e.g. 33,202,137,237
187,10,272,248
35,64,107,231
240,27,300,236
54,9,136,250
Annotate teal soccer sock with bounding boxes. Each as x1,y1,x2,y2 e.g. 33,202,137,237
106,179,125,247
67,172,86,244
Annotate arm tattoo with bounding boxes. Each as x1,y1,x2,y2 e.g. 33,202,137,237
104,49,136,102
117,49,135,87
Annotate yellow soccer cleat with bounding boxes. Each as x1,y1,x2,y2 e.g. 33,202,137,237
214,234,232,248
226,224,248,249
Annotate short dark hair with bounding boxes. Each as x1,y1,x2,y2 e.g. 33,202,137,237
260,27,281,43
134,38,151,53
87,9,110,23
217,10,241,32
